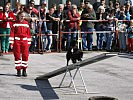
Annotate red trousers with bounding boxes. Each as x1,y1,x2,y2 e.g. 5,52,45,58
128,38,133,52
13,39,29,70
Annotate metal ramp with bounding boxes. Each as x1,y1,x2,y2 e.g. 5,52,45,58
36,53,114,80
36,53,116,93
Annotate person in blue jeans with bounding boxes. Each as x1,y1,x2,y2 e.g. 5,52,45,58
67,4,80,49
44,8,54,52
67,29,77,49
82,28,93,50
106,9,116,51
81,4,96,51
43,30,52,52
95,6,107,50
44,7,60,52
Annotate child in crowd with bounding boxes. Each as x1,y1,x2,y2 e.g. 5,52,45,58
116,6,130,52
127,20,133,53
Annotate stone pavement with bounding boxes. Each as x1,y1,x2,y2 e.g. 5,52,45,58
0,52,133,100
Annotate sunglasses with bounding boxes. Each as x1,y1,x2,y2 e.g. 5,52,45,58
31,3,34,5
85,2,89,4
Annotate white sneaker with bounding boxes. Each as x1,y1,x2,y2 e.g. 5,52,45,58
46,50,51,52
2,51,5,53
5,51,8,53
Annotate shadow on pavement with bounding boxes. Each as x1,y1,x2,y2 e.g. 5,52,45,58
16,84,38,91
0,73,16,76
35,79,59,100
118,54,133,59
16,79,59,100
16,80,59,100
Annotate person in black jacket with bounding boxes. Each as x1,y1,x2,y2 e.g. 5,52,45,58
52,4,64,50
44,7,60,52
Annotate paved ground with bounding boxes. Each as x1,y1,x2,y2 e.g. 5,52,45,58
0,51,133,100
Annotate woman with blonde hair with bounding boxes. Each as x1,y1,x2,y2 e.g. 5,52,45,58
0,3,16,53
13,2,22,16
95,6,107,50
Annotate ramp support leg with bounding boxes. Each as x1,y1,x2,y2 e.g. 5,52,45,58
59,67,68,87
59,65,88,94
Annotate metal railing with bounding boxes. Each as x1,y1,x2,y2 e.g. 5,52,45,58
0,19,130,54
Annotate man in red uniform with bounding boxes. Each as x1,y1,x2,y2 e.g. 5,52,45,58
9,12,31,77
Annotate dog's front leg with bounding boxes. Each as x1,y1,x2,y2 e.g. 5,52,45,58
67,59,69,66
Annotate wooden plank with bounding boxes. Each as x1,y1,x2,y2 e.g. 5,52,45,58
36,53,113,80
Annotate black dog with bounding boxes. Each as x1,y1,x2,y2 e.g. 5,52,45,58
66,40,83,66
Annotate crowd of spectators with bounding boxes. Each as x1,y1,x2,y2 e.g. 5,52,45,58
0,0,133,53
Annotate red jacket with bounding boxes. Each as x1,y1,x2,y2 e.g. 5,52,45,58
9,20,31,44
0,11,16,28
32,8,39,16
68,10,80,30
0,11,3,27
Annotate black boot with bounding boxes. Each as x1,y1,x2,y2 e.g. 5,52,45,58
22,69,27,77
17,70,21,77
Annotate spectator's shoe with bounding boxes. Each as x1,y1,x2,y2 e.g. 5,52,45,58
98,49,102,51
128,51,133,54
128,51,131,54
83,48,88,51
43,49,46,52
22,69,27,77
5,51,8,53
106,49,112,52
131,51,133,54
2,51,5,53
17,70,21,77
46,50,51,52
88,49,92,51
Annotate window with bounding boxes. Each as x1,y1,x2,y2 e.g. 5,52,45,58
34,0,40,5
20,0,27,5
